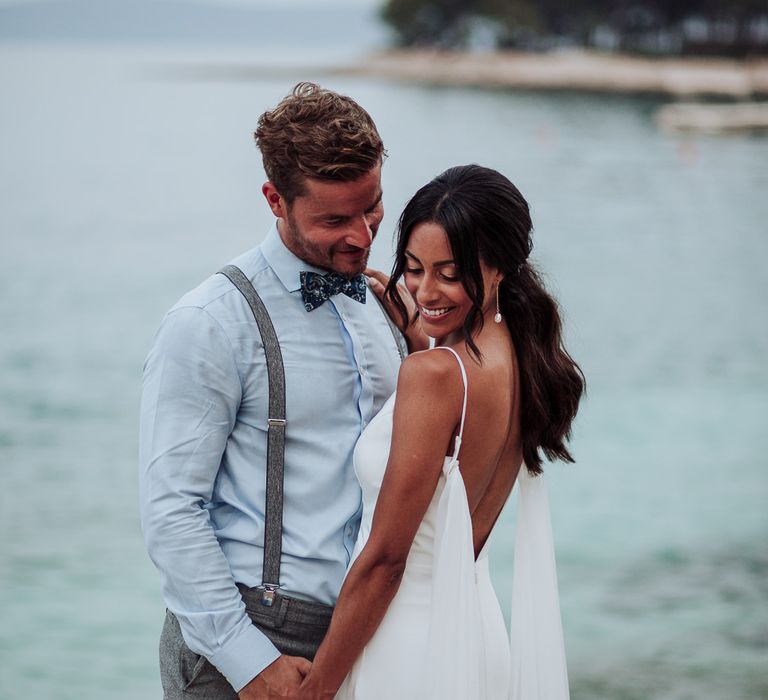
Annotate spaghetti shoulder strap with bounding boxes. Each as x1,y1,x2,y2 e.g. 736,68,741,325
434,346,468,460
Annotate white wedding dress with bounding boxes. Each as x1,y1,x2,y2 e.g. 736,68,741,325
335,347,570,700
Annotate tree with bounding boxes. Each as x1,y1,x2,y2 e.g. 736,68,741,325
379,0,768,56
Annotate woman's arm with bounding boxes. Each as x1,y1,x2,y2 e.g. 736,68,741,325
294,350,463,699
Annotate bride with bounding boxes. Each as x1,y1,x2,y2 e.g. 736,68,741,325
295,164,584,699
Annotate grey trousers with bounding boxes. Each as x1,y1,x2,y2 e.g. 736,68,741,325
159,586,334,699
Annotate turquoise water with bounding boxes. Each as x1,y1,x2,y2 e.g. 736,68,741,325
1,37,767,700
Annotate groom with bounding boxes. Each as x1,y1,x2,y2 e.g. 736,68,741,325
139,83,404,699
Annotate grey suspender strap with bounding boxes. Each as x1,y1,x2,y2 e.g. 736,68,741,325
217,264,285,606
367,281,407,362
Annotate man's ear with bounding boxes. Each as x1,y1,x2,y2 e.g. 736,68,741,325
262,182,286,218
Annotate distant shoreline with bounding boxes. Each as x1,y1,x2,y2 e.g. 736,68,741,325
332,48,768,99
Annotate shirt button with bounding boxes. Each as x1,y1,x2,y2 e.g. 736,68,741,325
346,526,354,536
359,367,366,376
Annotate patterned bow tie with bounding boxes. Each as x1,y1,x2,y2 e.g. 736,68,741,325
300,271,367,312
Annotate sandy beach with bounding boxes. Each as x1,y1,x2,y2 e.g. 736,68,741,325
334,48,768,99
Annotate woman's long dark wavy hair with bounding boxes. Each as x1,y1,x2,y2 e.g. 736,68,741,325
385,164,585,474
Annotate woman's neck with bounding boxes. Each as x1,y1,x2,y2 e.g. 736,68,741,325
435,304,508,349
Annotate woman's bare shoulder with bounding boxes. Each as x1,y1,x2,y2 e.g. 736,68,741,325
389,348,465,455
395,347,465,404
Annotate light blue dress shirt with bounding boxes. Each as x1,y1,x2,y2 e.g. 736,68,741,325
139,222,402,691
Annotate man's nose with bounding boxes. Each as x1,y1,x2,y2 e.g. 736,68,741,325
345,216,374,249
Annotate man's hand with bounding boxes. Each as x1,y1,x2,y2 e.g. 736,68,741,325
238,655,311,700
365,268,429,352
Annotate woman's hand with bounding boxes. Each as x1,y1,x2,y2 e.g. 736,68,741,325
291,671,336,699
365,268,430,353
365,268,409,327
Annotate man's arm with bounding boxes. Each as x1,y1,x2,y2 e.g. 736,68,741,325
139,305,282,692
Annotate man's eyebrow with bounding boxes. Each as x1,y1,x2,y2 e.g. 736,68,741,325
404,250,455,267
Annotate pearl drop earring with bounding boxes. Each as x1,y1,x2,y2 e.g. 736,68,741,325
494,283,502,324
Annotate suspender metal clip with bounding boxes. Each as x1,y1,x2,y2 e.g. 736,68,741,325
267,418,287,427
260,583,280,607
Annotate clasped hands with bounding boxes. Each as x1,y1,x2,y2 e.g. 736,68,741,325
237,655,334,700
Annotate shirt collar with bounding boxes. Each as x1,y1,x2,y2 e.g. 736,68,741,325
260,220,327,293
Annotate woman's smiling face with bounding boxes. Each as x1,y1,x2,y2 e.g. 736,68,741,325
402,221,499,344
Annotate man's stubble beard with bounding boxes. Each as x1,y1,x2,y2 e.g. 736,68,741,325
283,211,374,278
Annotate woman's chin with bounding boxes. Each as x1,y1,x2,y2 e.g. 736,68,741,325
418,309,463,341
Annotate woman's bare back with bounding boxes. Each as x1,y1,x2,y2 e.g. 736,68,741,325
440,327,523,558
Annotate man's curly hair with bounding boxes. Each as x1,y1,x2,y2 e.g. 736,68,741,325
254,82,385,203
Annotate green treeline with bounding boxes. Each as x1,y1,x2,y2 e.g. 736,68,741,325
380,0,768,56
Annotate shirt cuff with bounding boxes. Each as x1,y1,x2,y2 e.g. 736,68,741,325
207,619,282,692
